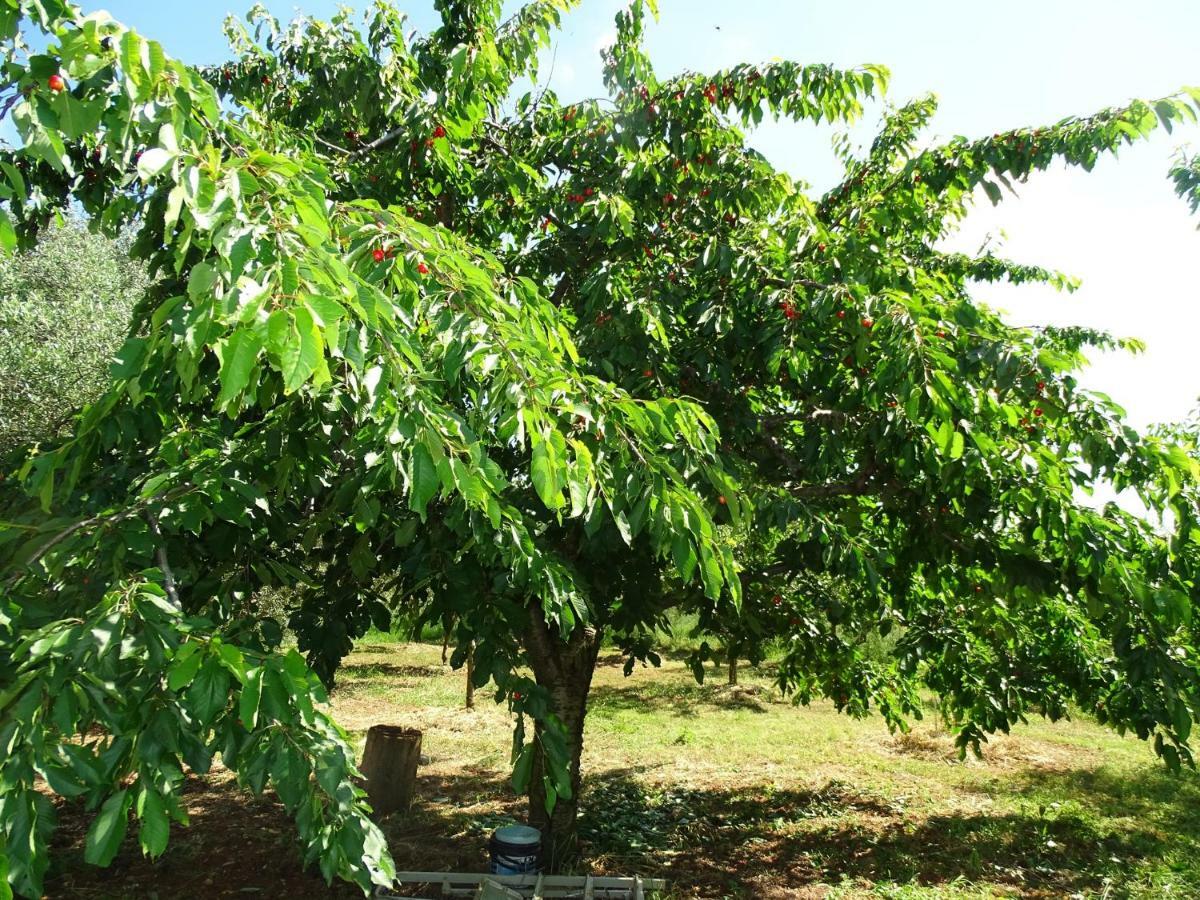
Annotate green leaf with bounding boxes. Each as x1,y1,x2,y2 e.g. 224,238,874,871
240,666,264,729
278,309,320,393
511,745,534,793
215,328,263,410
409,442,439,519
120,29,148,91
136,147,175,180
185,657,230,724
167,648,202,691
672,533,698,583
949,429,965,460
84,789,132,867
698,545,722,599
0,207,16,253
137,787,169,858
530,436,562,509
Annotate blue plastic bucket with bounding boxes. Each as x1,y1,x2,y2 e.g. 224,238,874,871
488,824,541,875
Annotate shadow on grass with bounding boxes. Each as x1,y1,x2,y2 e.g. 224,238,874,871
41,758,1200,899
574,769,1193,898
1015,762,1200,837
589,680,779,719
339,661,446,681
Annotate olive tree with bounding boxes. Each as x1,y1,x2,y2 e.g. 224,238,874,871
0,218,147,452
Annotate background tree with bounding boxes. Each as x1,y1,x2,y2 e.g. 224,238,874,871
1,0,1199,895
1172,149,1200,220
0,218,147,452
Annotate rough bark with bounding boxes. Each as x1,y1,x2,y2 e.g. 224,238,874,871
522,607,603,872
727,651,738,686
465,642,476,709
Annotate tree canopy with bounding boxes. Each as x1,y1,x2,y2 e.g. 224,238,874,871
1,0,1199,894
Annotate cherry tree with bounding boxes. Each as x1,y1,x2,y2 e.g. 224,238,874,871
1,0,1198,893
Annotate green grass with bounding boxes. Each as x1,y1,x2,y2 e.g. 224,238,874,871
334,642,1200,899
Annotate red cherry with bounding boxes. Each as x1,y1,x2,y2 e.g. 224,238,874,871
1036,381,1045,391
886,400,897,408
644,246,654,257
584,187,594,197
1033,408,1044,417
513,691,522,700
643,369,654,377
974,585,983,593
836,310,846,320
939,505,949,514
717,495,727,505
772,595,782,606
417,262,430,275
372,248,385,263
261,75,270,85
936,330,947,339
861,317,873,329
48,74,66,92
843,355,854,367
789,616,799,625
433,125,446,139
817,242,826,252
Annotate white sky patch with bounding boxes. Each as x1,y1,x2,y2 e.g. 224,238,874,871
555,60,576,85
593,30,616,54
946,153,1200,430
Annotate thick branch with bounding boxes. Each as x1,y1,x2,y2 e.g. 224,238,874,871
145,509,181,608
351,125,406,158
3,486,193,588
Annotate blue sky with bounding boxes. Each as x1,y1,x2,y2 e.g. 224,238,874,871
64,1,1200,426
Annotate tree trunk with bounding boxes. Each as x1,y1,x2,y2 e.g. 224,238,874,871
522,608,603,873
465,642,476,709
727,650,738,686
359,725,422,817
